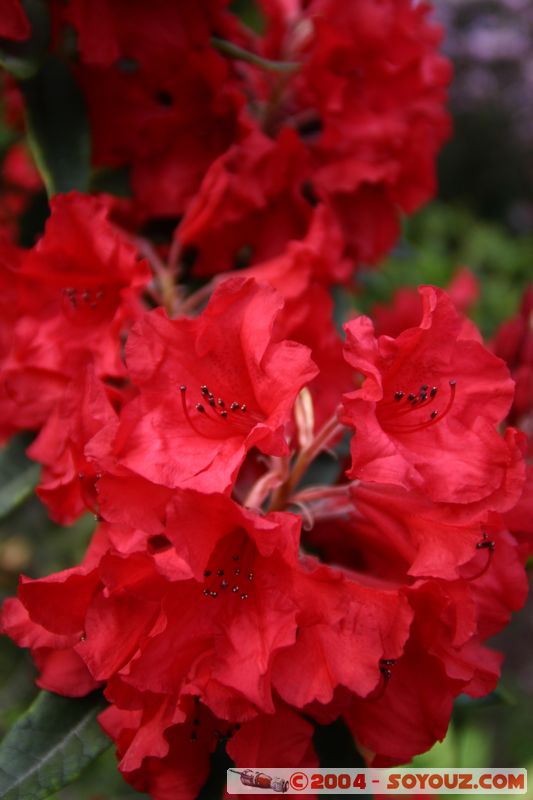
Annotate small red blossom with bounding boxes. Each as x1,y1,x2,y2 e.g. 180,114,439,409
0,0,30,41
0,192,150,438
100,696,317,800
0,143,42,244
53,0,233,69
271,558,413,708
27,369,118,524
371,267,480,339
177,129,312,276
68,3,245,220
341,286,518,505
492,285,533,425
111,277,318,492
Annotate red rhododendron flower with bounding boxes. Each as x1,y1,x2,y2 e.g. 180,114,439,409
177,129,312,275
45,0,451,276
27,369,118,524
100,696,317,800
177,0,451,273
0,0,529,796
371,267,480,339
0,0,30,41
61,1,245,220
303,497,527,764
0,192,150,438
53,0,233,69
110,276,318,492
492,285,533,426
341,286,517,505
0,143,42,244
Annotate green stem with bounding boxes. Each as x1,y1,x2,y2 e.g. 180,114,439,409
211,37,299,73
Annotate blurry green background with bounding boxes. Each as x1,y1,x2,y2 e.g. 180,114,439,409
0,0,532,797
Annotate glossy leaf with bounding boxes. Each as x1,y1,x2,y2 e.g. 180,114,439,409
0,691,110,800
0,436,39,521
0,0,49,80
21,56,91,196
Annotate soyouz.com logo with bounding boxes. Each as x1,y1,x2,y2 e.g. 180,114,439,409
227,768,527,794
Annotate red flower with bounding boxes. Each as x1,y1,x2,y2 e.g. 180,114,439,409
271,557,413,708
504,464,533,553
0,144,42,244
300,496,527,766
0,192,150,438
371,267,479,339
0,492,317,797
492,285,533,425
57,0,449,272
100,695,317,800
346,525,527,766
345,611,501,765
0,0,30,41
111,277,318,492
1,492,299,704
177,0,450,272
177,129,313,276
53,0,232,69
341,286,518,505
68,2,244,220
27,369,118,524
345,482,492,582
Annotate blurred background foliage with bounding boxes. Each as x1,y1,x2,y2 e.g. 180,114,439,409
0,0,532,797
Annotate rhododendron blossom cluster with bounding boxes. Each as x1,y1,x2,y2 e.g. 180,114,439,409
0,2,531,799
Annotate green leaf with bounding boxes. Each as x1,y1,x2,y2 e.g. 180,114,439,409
90,166,131,198
0,691,111,800
0,436,39,521
229,0,266,34
314,718,367,769
21,55,91,196
0,0,49,80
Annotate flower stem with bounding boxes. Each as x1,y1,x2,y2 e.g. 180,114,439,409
136,239,178,317
269,410,345,511
211,37,299,73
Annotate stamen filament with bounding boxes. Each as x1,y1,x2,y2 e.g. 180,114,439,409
386,380,457,434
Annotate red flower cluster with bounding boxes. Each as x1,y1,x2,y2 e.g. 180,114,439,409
0,193,150,440
491,285,533,555
2,269,529,795
4,0,451,276
0,3,530,800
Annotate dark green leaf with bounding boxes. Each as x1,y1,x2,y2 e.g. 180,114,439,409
0,691,110,800
21,56,91,196
229,0,266,34
0,0,49,80
0,436,39,521
313,720,371,800
197,742,233,800
90,166,131,198
313,718,367,770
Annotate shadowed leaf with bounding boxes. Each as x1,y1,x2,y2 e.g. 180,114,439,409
0,691,110,800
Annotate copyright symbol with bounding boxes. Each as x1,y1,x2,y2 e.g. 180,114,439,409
290,772,309,791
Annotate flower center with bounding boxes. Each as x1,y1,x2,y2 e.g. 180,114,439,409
179,384,264,440
61,286,107,316
201,529,256,602
379,379,457,434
